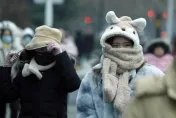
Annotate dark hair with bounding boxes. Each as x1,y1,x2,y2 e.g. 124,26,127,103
19,49,35,61
147,42,170,54
106,36,134,45
0,28,13,38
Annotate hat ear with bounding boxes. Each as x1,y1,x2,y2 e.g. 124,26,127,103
131,18,146,32
106,11,120,24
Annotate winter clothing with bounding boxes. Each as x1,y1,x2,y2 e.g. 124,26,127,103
102,43,144,112
25,25,62,50
22,58,56,79
145,54,173,72
1,51,81,118
77,11,163,118
0,21,22,66
100,11,146,48
0,67,11,118
124,58,176,118
101,11,146,112
3,51,19,67
47,42,63,55
21,28,34,47
145,39,173,72
77,63,164,118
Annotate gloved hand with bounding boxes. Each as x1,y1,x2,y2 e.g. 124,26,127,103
103,58,118,103
114,72,131,113
47,42,62,55
4,51,19,67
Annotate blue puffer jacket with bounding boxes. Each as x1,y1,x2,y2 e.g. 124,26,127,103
76,63,164,118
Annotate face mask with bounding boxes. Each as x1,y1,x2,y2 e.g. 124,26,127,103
22,36,32,47
2,35,13,44
34,48,55,65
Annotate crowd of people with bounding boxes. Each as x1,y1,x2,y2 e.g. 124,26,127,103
0,10,176,118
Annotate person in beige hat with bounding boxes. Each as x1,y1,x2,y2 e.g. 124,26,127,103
0,25,81,118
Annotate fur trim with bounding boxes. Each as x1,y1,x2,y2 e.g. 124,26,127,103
165,59,176,100
100,11,146,48
23,27,34,37
135,58,176,99
144,38,171,53
135,76,166,98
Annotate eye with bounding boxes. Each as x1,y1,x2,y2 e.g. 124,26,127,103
133,31,135,34
124,43,132,47
110,27,113,29
112,44,119,48
122,28,125,31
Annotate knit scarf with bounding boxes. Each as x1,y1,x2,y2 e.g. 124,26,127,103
102,43,144,112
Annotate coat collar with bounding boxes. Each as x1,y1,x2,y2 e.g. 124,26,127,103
135,59,176,101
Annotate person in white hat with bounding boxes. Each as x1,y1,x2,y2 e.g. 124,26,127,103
0,25,81,118
76,11,164,118
21,27,34,48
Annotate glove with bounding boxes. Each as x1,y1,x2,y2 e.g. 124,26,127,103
47,42,62,55
4,51,19,67
103,58,118,103
114,72,131,113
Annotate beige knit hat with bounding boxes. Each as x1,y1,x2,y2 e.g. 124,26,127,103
25,25,62,50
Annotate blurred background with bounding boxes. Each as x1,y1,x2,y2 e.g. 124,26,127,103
0,0,176,118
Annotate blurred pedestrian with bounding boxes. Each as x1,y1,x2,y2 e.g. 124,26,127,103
124,57,176,118
1,25,81,118
75,30,83,58
21,27,34,48
0,52,19,118
82,27,94,59
0,21,21,118
60,29,78,60
77,11,164,118
144,38,173,72
0,21,22,65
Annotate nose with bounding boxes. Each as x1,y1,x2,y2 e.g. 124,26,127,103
119,45,124,48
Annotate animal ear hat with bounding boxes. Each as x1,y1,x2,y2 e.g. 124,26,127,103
100,11,147,48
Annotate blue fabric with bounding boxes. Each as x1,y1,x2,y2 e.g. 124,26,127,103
76,63,164,118
2,36,13,44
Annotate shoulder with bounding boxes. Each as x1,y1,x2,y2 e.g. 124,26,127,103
81,63,102,87
163,54,173,60
138,63,164,77
134,75,166,98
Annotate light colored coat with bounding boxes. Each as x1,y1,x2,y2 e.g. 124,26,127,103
76,63,164,118
124,59,176,118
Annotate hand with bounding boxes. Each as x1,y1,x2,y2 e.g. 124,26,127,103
4,51,19,67
103,58,118,103
47,42,62,55
114,72,131,113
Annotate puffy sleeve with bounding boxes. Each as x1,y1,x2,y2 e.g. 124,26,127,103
0,67,20,103
55,51,81,92
137,64,165,77
76,72,98,118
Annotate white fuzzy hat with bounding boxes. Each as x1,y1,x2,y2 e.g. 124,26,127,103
23,27,34,37
25,25,62,50
100,11,147,48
